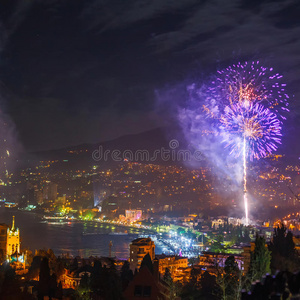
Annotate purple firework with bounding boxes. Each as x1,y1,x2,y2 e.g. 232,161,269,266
220,101,282,160
206,61,290,120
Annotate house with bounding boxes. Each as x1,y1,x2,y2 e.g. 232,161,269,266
123,261,172,300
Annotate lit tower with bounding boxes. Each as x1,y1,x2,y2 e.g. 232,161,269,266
6,216,20,258
109,241,113,257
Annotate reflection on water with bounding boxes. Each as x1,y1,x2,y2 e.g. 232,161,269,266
0,208,158,259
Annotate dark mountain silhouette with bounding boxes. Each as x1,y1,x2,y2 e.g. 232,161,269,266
19,126,295,171
23,127,195,169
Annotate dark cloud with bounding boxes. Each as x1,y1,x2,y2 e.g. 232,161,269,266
81,0,201,32
269,1,300,29
0,0,299,151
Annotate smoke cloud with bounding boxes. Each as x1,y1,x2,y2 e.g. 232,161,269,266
156,81,244,193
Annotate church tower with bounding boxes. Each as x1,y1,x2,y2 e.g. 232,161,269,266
6,216,20,258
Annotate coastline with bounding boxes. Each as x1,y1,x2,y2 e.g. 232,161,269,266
0,208,161,258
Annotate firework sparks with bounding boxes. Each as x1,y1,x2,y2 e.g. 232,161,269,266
220,101,282,160
206,61,290,120
220,101,282,225
203,61,289,225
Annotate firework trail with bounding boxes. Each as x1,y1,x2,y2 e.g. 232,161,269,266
204,61,288,225
0,104,18,184
243,135,248,225
1,122,11,182
220,101,282,224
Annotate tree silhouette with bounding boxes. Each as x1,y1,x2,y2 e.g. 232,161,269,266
49,273,57,300
38,257,51,300
216,256,241,300
27,255,42,280
56,281,63,300
163,267,172,283
248,235,271,283
90,260,103,294
0,265,22,300
70,257,79,271
181,267,201,299
270,223,295,257
140,253,153,273
77,273,90,300
269,223,299,272
200,271,217,299
121,260,133,290
224,255,239,275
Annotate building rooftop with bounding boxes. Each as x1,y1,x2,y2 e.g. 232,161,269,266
155,254,188,260
131,238,153,246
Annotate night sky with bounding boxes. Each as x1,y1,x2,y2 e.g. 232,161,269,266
0,0,299,152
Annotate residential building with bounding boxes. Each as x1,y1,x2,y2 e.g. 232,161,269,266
130,238,155,271
123,262,171,300
156,254,188,280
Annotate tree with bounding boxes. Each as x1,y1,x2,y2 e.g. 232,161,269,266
200,271,217,299
210,235,225,253
54,256,66,281
38,257,51,300
248,235,271,283
56,281,63,300
140,253,153,273
49,273,57,300
35,249,57,273
90,260,103,294
216,256,241,300
121,261,133,290
27,255,42,280
70,257,79,271
163,267,172,283
177,227,185,236
163,267,180,300
76,273,91,300
90,259,122,300
0,265,22,300
269,223,299,272
104,259,122,300
180,267,202,299
269,223,295,257
286,231,296,257
224,256,239,275
0,249,5,263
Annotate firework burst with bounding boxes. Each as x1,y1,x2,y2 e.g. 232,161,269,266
206,61,290,120
203,61,289,225
220,101,282,160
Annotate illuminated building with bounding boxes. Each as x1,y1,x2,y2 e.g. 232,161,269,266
56,195,66,205
125,209,142,222
156,254,188,280
228,217,242,226
211,218,225,229
241,243,253,274
43,181,58,201
35,190,43,205
130,238,155,271
4,216,27,273
293,235,300,254
63,265,93,289
7,216,20,257
0,217,25,267
199,251,245,274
